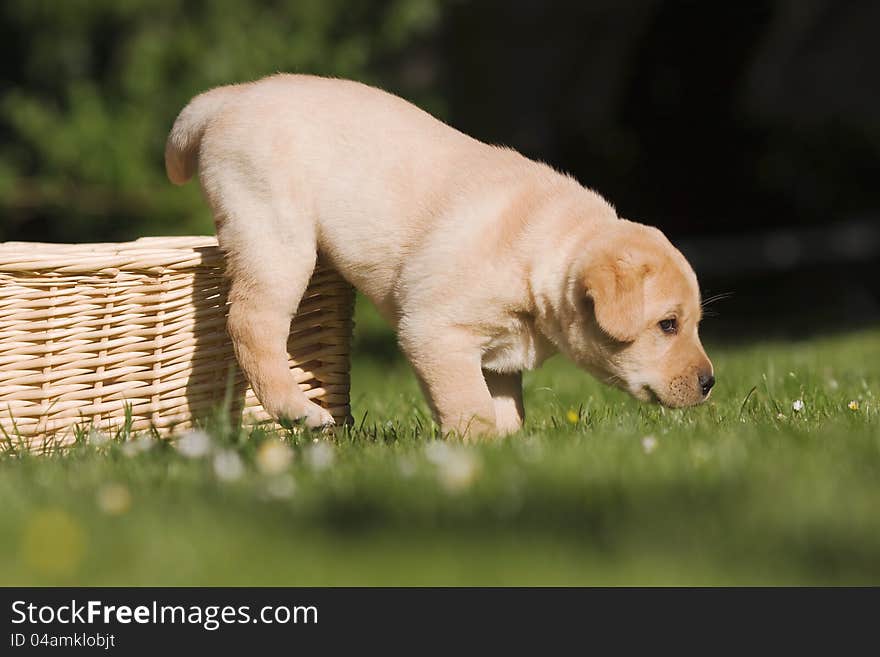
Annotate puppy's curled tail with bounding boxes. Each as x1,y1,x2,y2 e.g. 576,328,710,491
165,85,239,184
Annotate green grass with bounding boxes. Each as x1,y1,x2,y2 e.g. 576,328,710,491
2,300,879,585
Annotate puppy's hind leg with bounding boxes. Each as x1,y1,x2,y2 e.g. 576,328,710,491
222,222,333,429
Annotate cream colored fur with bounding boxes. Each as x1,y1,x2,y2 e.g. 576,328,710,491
166,74,713,436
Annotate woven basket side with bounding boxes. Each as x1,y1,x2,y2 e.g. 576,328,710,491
0,237,354,451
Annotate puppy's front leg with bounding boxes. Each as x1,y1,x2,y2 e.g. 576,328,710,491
401,328,496,437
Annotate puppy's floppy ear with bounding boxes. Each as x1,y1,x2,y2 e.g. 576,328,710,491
582,250,647,342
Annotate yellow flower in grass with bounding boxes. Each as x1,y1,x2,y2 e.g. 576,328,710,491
21,509,85,577
566,409,579,424
848,400,860,411
256,438,293,475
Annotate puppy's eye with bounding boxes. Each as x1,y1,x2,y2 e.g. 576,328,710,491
659,318,677,334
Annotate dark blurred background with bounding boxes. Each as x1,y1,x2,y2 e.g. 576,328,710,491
2,0,878,340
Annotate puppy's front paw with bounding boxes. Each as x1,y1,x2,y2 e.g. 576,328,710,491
300,402,336,429
276,400,335,430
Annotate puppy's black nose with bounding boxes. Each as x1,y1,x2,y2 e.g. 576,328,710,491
699,374,715,396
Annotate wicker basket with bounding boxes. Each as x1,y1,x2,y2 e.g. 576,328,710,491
0,236,354,450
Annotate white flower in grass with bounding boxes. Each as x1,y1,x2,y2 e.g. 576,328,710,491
792,399,805,412
175,430,212,458
121,437,155,458
256,438,293,475
306,442,335,471
425,442,481,492
213,450,245,482
517,437,544,463
264,474,296,499
88,429,110,447
691,442,711,464
441,452,481,493
848,400,860,411
641,435,658,454
424,441,451,465
398,457,417,478
96,483,131,515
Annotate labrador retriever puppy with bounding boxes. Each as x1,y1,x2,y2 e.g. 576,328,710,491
166,74,714,436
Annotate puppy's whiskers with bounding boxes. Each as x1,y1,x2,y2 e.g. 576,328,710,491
701,291,734,318
701,292,734,307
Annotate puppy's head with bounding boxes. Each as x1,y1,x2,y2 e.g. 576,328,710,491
562,220,713,407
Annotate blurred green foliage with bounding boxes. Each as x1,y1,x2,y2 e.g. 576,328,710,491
0,0,441,242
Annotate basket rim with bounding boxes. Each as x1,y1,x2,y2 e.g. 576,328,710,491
0,236,222,274
0,235,218,251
